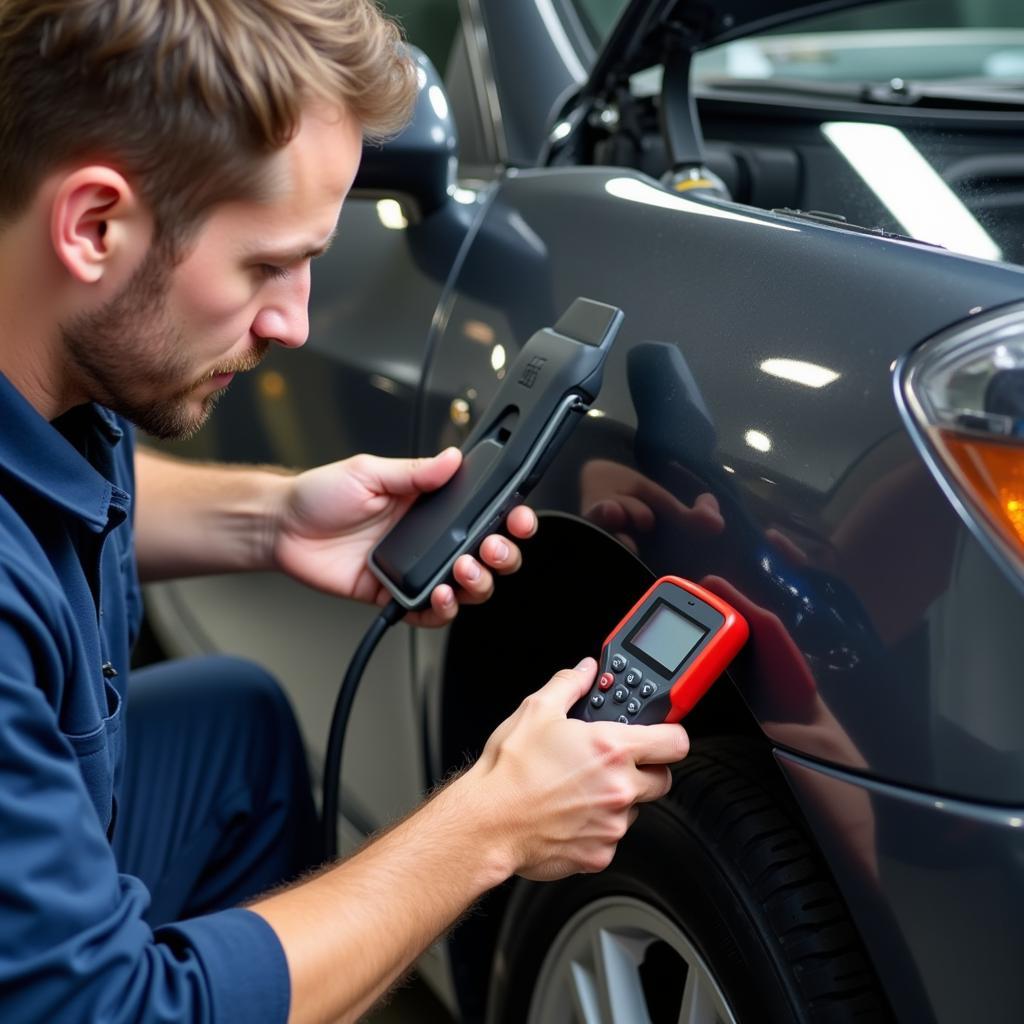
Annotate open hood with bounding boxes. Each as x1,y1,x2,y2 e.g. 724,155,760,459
547,0,889,171
586,0,888,99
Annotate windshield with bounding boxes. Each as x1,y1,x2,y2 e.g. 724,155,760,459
571,0,1024,269
574,0,1024,87
694,1,1024,88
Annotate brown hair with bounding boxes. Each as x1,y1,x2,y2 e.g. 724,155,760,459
0,0,416,253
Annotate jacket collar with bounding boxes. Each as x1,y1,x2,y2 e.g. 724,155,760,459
0,373,128,532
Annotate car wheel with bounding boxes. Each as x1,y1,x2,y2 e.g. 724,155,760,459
487,738,891,1024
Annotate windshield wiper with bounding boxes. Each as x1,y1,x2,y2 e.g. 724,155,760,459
700,75,1024,111
863,77,1024,109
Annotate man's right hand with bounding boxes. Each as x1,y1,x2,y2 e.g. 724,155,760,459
253,658,688,1024
463,657,690,881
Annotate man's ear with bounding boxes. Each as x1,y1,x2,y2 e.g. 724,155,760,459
50,166,151,285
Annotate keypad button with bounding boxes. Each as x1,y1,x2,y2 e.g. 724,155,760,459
624,667,643,687
626,698,641,715
639,682,657,699
590,693,605,709
617,715,629,724
611,654,627,673
598,672,615,691
612,686,629,704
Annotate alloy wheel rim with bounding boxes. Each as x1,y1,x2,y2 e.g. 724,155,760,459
526,895,739,1024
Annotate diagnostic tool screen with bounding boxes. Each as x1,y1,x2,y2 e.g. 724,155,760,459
627,601,707,675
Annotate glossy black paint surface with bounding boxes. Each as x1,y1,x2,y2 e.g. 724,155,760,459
421,165,1024,802
780,751,1024,1024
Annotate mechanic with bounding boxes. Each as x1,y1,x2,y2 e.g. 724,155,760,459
0,2,689,1022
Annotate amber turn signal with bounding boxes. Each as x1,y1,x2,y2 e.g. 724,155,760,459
937,430,1024,556
901,306,1024,581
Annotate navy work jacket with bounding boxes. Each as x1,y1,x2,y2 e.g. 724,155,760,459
0,374,288,1022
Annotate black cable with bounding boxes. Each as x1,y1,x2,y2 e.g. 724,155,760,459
322,598,404,860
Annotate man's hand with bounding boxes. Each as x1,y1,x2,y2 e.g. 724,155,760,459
271,447,537,625
252,658,688,1023
464,657,690,880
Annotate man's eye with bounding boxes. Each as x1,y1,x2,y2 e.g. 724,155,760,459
258,263,290,281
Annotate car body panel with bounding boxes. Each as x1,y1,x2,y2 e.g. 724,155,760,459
417,165,1024,802
779,750,1024,1024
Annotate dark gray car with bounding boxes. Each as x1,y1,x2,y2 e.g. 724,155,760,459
147,1,1024,1021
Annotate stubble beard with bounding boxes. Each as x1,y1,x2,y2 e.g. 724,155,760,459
62,249,267,441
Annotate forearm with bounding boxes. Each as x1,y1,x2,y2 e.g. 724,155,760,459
251,660,685,1022
134,446,293,582
251,766,511,1024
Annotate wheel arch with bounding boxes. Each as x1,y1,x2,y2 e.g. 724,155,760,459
434,512,771,1017
437,512,765,774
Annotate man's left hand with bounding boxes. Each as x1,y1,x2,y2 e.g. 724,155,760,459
271,448,537,626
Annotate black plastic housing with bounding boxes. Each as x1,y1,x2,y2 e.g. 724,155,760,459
370,298,623,608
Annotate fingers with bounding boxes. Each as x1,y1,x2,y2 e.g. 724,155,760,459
416,557,493,626
397,582,458,629
475,504,536,576
451,553,495,602
426,583,458,624
478,534,521,575
414,503,536,623
459,504,536,588
420,540,514,619
505,505,538,540
627,723,690,766
635,764,673,803
540,657,598,711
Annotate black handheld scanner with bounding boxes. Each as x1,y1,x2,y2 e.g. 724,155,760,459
370,298,624,609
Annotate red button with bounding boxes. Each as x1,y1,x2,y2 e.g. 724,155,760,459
598,672,615,691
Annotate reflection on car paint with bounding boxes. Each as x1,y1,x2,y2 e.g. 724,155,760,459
619,341,882,725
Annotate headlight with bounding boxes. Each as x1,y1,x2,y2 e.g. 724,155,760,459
899,305,1024,581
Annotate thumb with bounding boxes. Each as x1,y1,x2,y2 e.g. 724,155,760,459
413,446,463,492
543,657,598,713
357,447,462,498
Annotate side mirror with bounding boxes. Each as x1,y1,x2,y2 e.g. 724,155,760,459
351,47,457,221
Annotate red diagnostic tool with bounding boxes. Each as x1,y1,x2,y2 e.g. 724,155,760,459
570,576,748,725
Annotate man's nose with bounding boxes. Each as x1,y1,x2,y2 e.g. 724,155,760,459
251,266,311,349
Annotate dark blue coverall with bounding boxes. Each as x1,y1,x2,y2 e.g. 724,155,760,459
0,373,318,1021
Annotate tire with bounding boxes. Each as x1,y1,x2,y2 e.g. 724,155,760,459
487,738,891,1024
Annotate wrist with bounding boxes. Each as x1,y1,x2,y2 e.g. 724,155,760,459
255,466,299,572
133,451,300,580
440,764,519,890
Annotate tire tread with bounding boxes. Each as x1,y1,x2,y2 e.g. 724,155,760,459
672,738,892,1023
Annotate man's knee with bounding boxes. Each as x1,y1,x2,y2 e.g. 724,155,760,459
204,656,294,723
198,657,307,767
129,655,307,769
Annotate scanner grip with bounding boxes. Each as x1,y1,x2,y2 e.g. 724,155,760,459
370,298,623,608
